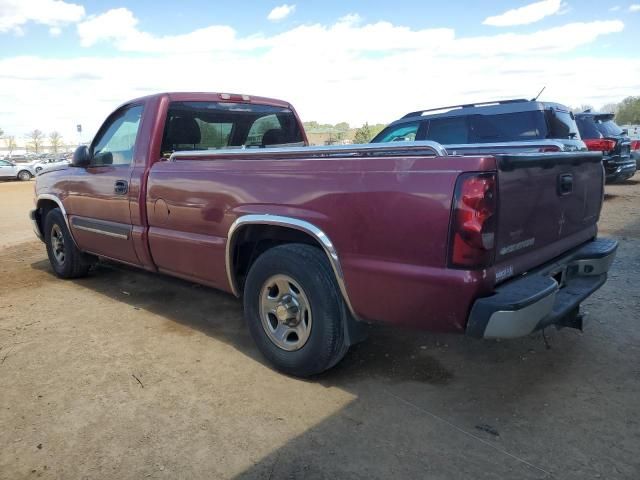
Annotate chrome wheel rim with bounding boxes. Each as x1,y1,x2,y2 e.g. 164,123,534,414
259,274,312,351
19,171,30,180
50,224,65,264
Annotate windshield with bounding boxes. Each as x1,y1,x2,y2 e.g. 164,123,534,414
161,102,304,155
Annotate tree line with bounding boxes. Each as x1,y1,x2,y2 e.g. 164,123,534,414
0,129,66,156
303,121,386,143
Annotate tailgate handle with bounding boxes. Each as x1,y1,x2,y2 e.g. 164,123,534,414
557,174,573,196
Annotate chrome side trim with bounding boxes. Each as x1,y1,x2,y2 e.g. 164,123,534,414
70,217,130,240
225,214,358,318
170,140,447,160
73,224,129,240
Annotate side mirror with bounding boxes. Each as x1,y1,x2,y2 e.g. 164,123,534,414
72,145,91,167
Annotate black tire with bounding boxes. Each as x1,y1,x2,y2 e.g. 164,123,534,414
243,243,349,377
17,170,32,181
44,208,92,279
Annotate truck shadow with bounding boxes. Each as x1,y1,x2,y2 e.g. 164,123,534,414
29,254,594,478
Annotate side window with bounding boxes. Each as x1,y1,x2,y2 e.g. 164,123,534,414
0,160,11,166
425,117,468,144
468,112,547,143
376,122,419,142
91,105,143,166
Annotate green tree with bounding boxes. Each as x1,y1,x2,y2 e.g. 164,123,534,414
335,122,350,132
600,103,618,114
4,136,16,156
615,96,640,124
353,123,373,144
303,121,320,131
27,129,45,153
49,131,63,154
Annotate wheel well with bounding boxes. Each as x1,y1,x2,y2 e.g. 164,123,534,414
35,199,59,236
230,224,323,293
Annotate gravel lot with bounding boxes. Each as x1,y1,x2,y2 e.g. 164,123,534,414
0,177,639,479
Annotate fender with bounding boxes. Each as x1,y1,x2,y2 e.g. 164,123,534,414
35,194,79,248
225,214,358,319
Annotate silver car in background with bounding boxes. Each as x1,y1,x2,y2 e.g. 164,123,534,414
0,158,36,181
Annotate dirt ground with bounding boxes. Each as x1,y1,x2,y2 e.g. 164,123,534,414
0,177,639,480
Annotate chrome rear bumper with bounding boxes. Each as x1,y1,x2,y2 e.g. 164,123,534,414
466,238,618,339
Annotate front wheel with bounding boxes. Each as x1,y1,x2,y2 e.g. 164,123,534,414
243,243,349,377
44,208,93,278
17,170,32,181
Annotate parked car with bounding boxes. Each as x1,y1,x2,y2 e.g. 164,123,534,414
371,99,587,153
31,92,617,377
575,111,636,182
34,157,70,174
0,158,35,181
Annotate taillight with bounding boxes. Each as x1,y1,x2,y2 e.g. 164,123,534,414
584,139,616,152
631,140,640,151
449,172,497,269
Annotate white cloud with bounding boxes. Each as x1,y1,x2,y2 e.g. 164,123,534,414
77,8,244,52
483,0,563,26
0,12,634,143
267,4,295,21
609,5,621,11
49,26,62,36
0,0,84,34
629,4,640,11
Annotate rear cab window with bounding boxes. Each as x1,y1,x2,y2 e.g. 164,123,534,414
161,102,304,156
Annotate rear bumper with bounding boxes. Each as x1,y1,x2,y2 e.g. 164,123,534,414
604,157,637,182
466,238,618,339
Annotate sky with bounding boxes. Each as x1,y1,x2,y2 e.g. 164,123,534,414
1,0,640,142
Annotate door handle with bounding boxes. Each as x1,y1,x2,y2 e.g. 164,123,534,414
114,180,128,195
557,174,573,196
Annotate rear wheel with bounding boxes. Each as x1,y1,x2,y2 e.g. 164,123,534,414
17,170,32,181
243,243,349,377
44,208,93,278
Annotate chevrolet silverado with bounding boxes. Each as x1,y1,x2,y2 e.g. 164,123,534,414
31,92,617,376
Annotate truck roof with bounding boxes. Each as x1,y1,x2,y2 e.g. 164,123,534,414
117,92,293,110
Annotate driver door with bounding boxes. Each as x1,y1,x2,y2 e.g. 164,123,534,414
65,104,144,265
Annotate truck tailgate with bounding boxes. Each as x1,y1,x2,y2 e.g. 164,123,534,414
493,152,604,278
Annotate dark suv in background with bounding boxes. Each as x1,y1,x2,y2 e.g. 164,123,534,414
575,111,636,182
371,99,586,153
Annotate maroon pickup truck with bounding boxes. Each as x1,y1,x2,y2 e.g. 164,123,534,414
31,92,617,376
